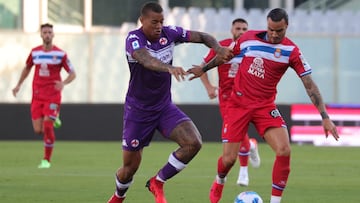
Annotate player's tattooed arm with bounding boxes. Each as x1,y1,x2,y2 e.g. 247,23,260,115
189,31,233,61
133,48,173,72
188,31,221,50
301,74,329,119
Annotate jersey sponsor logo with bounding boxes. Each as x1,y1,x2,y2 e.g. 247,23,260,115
132,40,140,50
159,37,168,45
228,63,239,78
39,63,50,77
130,139,140,148
148,44,174,64
270,109,281,118
248,57,265,79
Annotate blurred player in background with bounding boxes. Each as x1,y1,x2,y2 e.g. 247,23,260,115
107,2,233,203
188,8,339,203
199,18,260,187
12,23,76,169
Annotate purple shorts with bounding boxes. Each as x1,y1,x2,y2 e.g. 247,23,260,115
122,103,190,151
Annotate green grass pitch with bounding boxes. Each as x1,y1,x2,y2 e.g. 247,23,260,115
0,141,359,202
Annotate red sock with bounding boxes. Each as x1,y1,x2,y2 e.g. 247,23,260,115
238,135,250,166
272,156,290,196
43,120,55,162
217,156,232,178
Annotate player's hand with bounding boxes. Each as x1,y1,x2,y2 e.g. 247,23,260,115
187,65,204,81
12,86,20,97
206,85,218,99
54,80,64,91
215,46,234,62
169,66,187,82
322,119,339,141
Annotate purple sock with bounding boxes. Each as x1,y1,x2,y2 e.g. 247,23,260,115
157,152,186,181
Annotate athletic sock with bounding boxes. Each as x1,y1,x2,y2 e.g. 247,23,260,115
272,155,290,197
43,120,55,162
238,135,250,166
217,156,232,178
115,175,132,197
157,152,186,182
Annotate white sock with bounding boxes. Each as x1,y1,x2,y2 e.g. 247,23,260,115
270,195,282,203
216,175,226,184
239,166,248,177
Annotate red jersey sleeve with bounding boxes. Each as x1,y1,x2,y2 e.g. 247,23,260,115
289,47,312,77
203,49,217,63
25,51,34,69
61,54,75,73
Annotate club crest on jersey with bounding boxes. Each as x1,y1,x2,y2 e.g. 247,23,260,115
52,55,58,61
274,48,282,58
131,139,140,148
159,37,168,45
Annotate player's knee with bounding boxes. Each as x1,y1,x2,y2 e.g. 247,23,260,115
275,145,291,156
222,155,236,168
34,128,43,135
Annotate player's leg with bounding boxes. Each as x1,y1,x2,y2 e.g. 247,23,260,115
108,150,142,203
37,102,59,168
236,134,250,186
148,120,201,203
255,106,290,203
210,142,240,203
210,105,250,203
109,106,156,202
264,127,290,203
30,101,44,135
145,104,201,203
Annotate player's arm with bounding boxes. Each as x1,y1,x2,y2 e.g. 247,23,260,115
55,71,76,91
199,62,217,99
188,31,233,62
133,48,186,81
187,55,224,80
300,74,339,140
12,65,31,97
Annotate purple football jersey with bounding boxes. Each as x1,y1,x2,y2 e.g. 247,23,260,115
125,26,190,111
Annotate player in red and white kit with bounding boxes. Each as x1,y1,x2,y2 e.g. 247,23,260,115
13,23,76,169
188,8,339,203
199,18,260,187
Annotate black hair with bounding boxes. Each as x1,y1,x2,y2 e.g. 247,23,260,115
232,18,248,25
140,1,163,16
40,23,53,29
267,8,289,24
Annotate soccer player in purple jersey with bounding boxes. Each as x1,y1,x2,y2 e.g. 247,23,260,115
107,2,233,203
188,8,339,203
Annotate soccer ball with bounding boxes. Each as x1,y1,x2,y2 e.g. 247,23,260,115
234,191,263,203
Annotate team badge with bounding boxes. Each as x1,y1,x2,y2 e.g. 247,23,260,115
131,139,140,148
274,48,282,58
159,37,168,45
